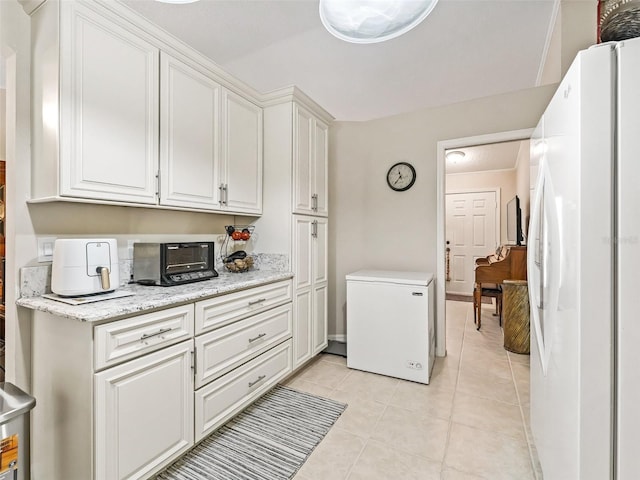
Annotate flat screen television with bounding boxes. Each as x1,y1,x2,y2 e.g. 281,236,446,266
506,195,523,246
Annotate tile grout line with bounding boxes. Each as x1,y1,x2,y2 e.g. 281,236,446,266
341,380,401,480
438,301,469,479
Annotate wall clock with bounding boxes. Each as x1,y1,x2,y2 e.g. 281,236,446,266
386,162,416,191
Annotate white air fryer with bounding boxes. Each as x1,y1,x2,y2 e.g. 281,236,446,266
51,239,119,297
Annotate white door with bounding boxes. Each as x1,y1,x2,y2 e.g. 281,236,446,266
160,53,221,210
61,2,159,204
94,340,194,480
445,191,497,295
222,89,263,214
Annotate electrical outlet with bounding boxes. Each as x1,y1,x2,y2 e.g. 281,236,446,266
37,236,57,262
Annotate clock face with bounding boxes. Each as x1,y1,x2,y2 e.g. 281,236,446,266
386,162,416,191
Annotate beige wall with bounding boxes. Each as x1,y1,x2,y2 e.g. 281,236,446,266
539,0,598,85
515,140,531,238
446,169,517,245
329,84,558,338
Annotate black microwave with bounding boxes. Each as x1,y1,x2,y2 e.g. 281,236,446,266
133,242,218,286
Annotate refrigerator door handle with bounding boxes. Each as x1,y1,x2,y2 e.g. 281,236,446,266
529,159,547,374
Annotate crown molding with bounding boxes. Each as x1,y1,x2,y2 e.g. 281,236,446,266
17,0,47,15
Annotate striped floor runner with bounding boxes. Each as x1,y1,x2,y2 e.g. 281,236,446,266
155,385,347,480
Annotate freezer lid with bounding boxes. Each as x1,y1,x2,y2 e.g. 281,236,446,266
345,270,434,286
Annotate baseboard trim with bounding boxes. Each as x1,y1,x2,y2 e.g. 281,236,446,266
327,334,346,343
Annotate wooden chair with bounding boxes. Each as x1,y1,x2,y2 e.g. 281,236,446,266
473,283,502,330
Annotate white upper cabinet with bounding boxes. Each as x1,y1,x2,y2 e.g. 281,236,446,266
313,120,329,216
30,0,263,215
58,1,159,203
293,104,328,217
220,90,263,215
160,53,221,210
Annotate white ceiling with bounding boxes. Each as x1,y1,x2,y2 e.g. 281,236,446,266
122,0,557,121
445,140,526,174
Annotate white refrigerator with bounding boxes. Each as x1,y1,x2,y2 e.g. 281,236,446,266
346,270,435,384
528,37,640,480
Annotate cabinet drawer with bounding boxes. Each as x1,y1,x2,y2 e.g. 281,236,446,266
195,279,292,334
94,305,194,371
195,303,292,388
194,339,292,442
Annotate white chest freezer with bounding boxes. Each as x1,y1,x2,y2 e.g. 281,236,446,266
346,270,435,384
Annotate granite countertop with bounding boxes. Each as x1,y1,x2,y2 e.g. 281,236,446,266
16,269,293,323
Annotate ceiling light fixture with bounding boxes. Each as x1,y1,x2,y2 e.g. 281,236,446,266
446,151,466,163
319,0,439,44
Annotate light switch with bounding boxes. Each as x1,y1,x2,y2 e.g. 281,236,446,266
37,236,57,262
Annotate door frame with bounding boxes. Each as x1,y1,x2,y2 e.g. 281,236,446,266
436,129,533,356
445,188,501,295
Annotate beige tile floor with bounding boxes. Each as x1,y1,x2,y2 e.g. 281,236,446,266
283,300,540,480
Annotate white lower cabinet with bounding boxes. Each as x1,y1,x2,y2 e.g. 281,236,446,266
195,339,293,442
30,279,294,480
94,340,194,480
293,216,328,368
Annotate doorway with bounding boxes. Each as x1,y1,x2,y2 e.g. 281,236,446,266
435,129,533,356
445,189,499,296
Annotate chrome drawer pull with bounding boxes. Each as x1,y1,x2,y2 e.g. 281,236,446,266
248,375,266,388
248,298,266,306
140,327,172,341
248,332,267,343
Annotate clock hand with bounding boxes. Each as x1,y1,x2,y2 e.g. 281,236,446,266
394,175,402,185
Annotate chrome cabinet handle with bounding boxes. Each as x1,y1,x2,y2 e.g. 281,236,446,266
219,184,229,205
248,332,267,343
140,327,172,341
312,194,318,211
248,298,266,306
312,220,318,238
248,375,266,388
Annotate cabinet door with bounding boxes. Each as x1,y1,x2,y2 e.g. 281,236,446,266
293,104,314,214
160,53,221,210
294,216,313,290
313,217,328,285
294,289,313,368
222,89,263,214
94,340,194,480
312,282,328,355
60,2,159,204
313,119,329,216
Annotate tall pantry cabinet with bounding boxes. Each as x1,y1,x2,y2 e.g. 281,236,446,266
256,90,332,369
